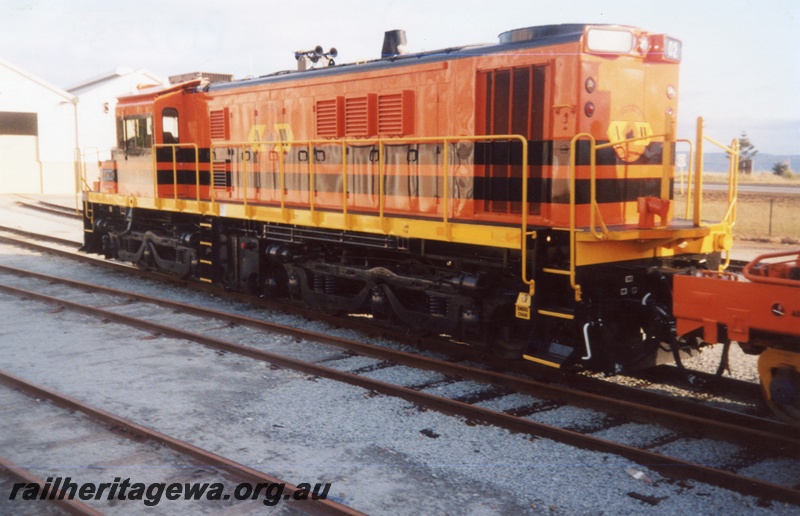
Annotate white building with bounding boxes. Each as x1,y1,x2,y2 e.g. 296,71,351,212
0,59,78,194
67,67,163,177
0,62,164,195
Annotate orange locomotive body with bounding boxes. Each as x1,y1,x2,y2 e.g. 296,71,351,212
103,24,681,230
85,24,773,409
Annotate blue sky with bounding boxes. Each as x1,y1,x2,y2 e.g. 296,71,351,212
2,0,798,154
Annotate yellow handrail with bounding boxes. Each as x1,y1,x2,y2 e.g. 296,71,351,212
279,145,287,221
570,133,607,241
677,139,694,220
142,123,739,295
704,131,740,217
341,141,348,228
152,143,200,208
441,141,449,238
379,142,386,231
242,144,248,214
565,123,678,300
694,116,706,226
661,116,675,201
574,117,737,238
78,147,101,192
691,117,739,268
567,133,594,301
592,128,674,238
209,135,530,285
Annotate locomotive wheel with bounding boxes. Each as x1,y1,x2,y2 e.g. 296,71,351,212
757,348,800,426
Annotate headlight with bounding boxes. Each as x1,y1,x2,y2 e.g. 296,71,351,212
586,29,634,54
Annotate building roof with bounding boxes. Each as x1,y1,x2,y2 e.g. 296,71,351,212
66,67,163,95
0,58,76,102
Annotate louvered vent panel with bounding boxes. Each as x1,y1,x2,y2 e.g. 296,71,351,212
316,98,342,138
213,160,229,188
344,94,377,137
378,90,414,136
209,109,228,140
378,94,403,134
345,97,368,136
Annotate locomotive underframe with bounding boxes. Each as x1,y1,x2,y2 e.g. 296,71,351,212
84,204,717,373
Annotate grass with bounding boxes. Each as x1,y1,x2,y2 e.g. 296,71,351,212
672,190,800,243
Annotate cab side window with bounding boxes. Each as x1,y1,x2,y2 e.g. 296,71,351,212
162,108,180,144
117,115,153,156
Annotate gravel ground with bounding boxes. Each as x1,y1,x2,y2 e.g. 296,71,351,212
1,194,798,514
0,387,259,515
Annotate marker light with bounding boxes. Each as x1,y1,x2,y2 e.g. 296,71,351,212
648,35,682,62
584,102,595,117
585,77,596,93
666,85,676,99
638,35,651,54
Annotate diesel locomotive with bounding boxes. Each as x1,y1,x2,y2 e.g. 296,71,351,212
78,24,799,422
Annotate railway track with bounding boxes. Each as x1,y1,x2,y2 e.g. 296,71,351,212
0,225,83,249
0,370,362,515
14,199,82,220
0,226,778,420
0,260,798,506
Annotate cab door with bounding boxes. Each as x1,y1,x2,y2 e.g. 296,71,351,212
115,111,154,197
154,88,206,200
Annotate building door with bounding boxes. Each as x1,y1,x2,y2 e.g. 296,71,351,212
0,112,41,193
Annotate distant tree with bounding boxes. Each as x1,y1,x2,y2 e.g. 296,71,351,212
737,132,758,174
772,161,793,178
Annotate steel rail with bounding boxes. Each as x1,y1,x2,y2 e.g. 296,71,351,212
14,201,83,220
0,281,798,505
0,233,784,408
19,198,83,214
0,370,364,516
0,262,793,450
0,226,82,248
626,364,763,402
0,234,787,437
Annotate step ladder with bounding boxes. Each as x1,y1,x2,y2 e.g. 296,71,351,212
82,200,94,235
197,216,216,284
522,229,581,368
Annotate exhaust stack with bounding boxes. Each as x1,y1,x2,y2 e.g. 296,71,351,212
381,30,408,58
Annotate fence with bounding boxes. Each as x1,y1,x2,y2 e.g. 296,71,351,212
673,191,799,240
